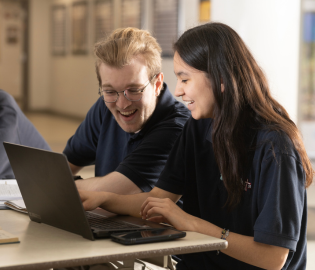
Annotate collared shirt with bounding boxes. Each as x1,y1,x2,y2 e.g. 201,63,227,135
63,83,190,192
156,117,307,270
0,90,51,179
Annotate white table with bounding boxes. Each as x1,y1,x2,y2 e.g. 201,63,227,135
0,210,227,270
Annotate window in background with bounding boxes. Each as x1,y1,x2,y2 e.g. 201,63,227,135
52,5,66,56
95,0,114,42
121,0,142,29
300,10,315,158
152,0,178,57
199,0,211,22
72,1,88,54
301,12,315,120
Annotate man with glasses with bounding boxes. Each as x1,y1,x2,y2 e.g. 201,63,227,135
63,27,190,196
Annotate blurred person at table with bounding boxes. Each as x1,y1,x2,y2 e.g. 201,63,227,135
0,89,51,179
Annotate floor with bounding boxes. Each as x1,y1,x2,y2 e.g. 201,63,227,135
25,112,315,269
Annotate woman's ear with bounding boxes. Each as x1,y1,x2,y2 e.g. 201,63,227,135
155,73,164,96
220,78,224,93
221,83,225,93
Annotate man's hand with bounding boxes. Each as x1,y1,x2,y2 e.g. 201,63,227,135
78,189,108,211
78,187,181,218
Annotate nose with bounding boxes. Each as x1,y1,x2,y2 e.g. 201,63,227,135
174,81,184,98
115,92,133,109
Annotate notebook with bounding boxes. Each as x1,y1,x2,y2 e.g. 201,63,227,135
3,142,169,240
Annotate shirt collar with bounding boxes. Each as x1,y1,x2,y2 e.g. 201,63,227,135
206,119,213,143
130,83,176,139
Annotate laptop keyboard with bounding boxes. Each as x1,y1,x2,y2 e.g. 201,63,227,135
86,211,141,230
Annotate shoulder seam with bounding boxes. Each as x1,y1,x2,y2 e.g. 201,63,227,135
264,151,303,167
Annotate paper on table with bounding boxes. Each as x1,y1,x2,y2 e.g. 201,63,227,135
4,200,27,214
0,180,22,201
0,226,20,244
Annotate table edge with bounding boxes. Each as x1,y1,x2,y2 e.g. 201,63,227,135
1,241,228,270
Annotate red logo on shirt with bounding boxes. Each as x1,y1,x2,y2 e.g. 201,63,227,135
244,179,251,191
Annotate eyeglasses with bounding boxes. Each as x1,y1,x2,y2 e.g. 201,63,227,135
98,75,157,103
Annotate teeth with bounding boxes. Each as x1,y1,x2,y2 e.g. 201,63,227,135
120,110,136,116
184,101,194,106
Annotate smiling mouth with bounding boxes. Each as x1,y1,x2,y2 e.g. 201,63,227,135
119,109,137,116
184,101,194,106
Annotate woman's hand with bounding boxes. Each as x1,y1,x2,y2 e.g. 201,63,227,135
140,197,196,231
141,197,289,270
78,189,107,211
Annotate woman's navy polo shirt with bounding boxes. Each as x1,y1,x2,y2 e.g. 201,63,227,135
156,117,307,270
63,83,190,192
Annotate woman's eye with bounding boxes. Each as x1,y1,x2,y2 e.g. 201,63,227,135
181,80,188,83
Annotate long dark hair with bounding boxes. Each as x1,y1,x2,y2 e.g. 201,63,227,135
174,22,314,208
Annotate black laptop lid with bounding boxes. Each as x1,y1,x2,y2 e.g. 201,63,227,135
3,142,94,240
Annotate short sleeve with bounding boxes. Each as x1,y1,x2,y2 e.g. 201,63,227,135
253,153,306,251
63,99,103,166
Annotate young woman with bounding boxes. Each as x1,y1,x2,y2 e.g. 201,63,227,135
80,23,313,270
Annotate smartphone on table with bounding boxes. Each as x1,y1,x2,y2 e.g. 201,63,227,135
110,228,186,245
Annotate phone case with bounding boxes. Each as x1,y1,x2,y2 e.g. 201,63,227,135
110,228,186,245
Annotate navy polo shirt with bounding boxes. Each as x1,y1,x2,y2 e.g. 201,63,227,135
0,90,51,179
63,83,190,192
156,117,307,270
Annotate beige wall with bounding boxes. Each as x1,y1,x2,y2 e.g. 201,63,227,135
212,0,301,124
0,1,24,98
28,0,97,116
29,0,52,110
29,0,97,115
48,0,97,117
50,57,97,117
28,0,302,124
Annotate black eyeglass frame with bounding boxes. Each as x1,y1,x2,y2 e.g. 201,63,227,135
98,74,158,103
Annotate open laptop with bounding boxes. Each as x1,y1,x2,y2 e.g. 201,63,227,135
3,142,170,240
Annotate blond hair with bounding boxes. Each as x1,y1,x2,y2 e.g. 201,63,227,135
94,27,162,86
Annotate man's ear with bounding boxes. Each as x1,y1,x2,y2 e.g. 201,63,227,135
155,73,164,96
